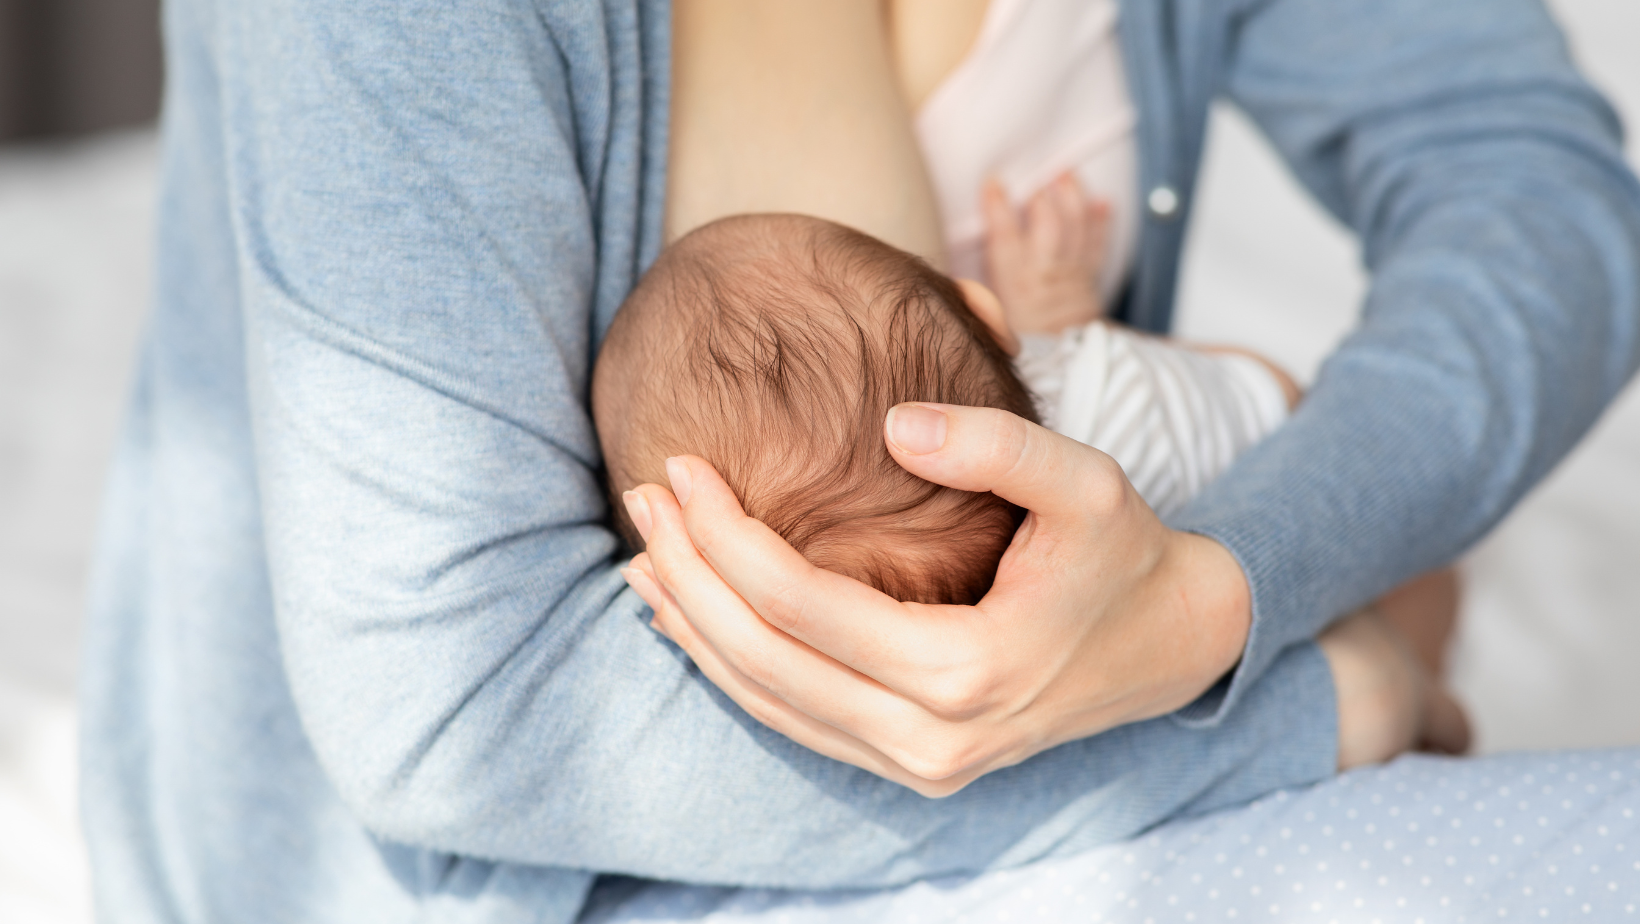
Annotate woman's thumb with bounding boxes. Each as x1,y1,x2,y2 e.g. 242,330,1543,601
884,403,1128,517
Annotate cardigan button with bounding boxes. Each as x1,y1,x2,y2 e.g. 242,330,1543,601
1147,185,1181,220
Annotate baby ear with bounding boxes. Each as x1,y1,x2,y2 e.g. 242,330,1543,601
954,278,1019,356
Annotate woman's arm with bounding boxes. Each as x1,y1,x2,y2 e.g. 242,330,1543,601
1173,0,1640,721
219,0,1334,889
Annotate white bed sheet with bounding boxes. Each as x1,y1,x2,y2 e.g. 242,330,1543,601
0,2,1635,919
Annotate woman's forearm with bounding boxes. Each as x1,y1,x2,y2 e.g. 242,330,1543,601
1174,0,1640,723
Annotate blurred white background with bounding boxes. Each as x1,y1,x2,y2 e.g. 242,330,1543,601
0,2,1637,921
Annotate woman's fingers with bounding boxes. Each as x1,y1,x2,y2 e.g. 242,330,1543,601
658,456,909,659
630,479,857,699
627,555,975,796
620,554,677,632
660,457,896,648
661,456,1006,720
630,475,959,750
884,403,1128,521
625,467,1017,788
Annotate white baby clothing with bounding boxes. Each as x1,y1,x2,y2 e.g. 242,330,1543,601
1016,324,1291,518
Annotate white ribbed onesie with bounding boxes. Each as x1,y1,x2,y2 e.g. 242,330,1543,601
1016,325,1291,518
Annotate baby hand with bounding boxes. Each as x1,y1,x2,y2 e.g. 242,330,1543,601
981,173,1109,336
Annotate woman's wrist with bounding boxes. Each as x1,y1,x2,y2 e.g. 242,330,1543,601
1166,531,1254,699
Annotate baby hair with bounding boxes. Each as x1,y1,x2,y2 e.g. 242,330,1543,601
593,214,1036,605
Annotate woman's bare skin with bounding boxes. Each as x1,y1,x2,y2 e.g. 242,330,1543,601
667,0,997,260
667,0,946,265
887,0,990,111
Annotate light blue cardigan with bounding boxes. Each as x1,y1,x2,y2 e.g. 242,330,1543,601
80,0,1640,920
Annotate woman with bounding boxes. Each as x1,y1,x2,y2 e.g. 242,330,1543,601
80,0,1640,921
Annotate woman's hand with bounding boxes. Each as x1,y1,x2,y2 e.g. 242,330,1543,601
619,402,1253,796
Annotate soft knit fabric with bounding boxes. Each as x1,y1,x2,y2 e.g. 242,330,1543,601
80,0,1640,921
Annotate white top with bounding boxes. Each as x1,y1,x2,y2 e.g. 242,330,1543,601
1016,324,1292,517
914,0,1140,302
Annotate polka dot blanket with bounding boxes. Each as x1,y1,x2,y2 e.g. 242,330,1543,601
580,749,1640,923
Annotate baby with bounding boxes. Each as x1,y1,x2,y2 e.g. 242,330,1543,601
594,214,1038,605
592,198,1292,605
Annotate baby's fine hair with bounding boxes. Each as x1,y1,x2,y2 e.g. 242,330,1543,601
593,214,1037,605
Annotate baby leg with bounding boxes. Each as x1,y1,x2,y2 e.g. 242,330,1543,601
1375,567,1459,678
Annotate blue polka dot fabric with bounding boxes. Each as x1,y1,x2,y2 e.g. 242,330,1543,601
580,749,1640,923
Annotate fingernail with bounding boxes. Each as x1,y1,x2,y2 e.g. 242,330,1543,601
665,457,693,506
887,404,948,455
622,490,652,539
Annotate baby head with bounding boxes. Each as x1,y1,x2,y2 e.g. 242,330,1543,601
593,214,1035,605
